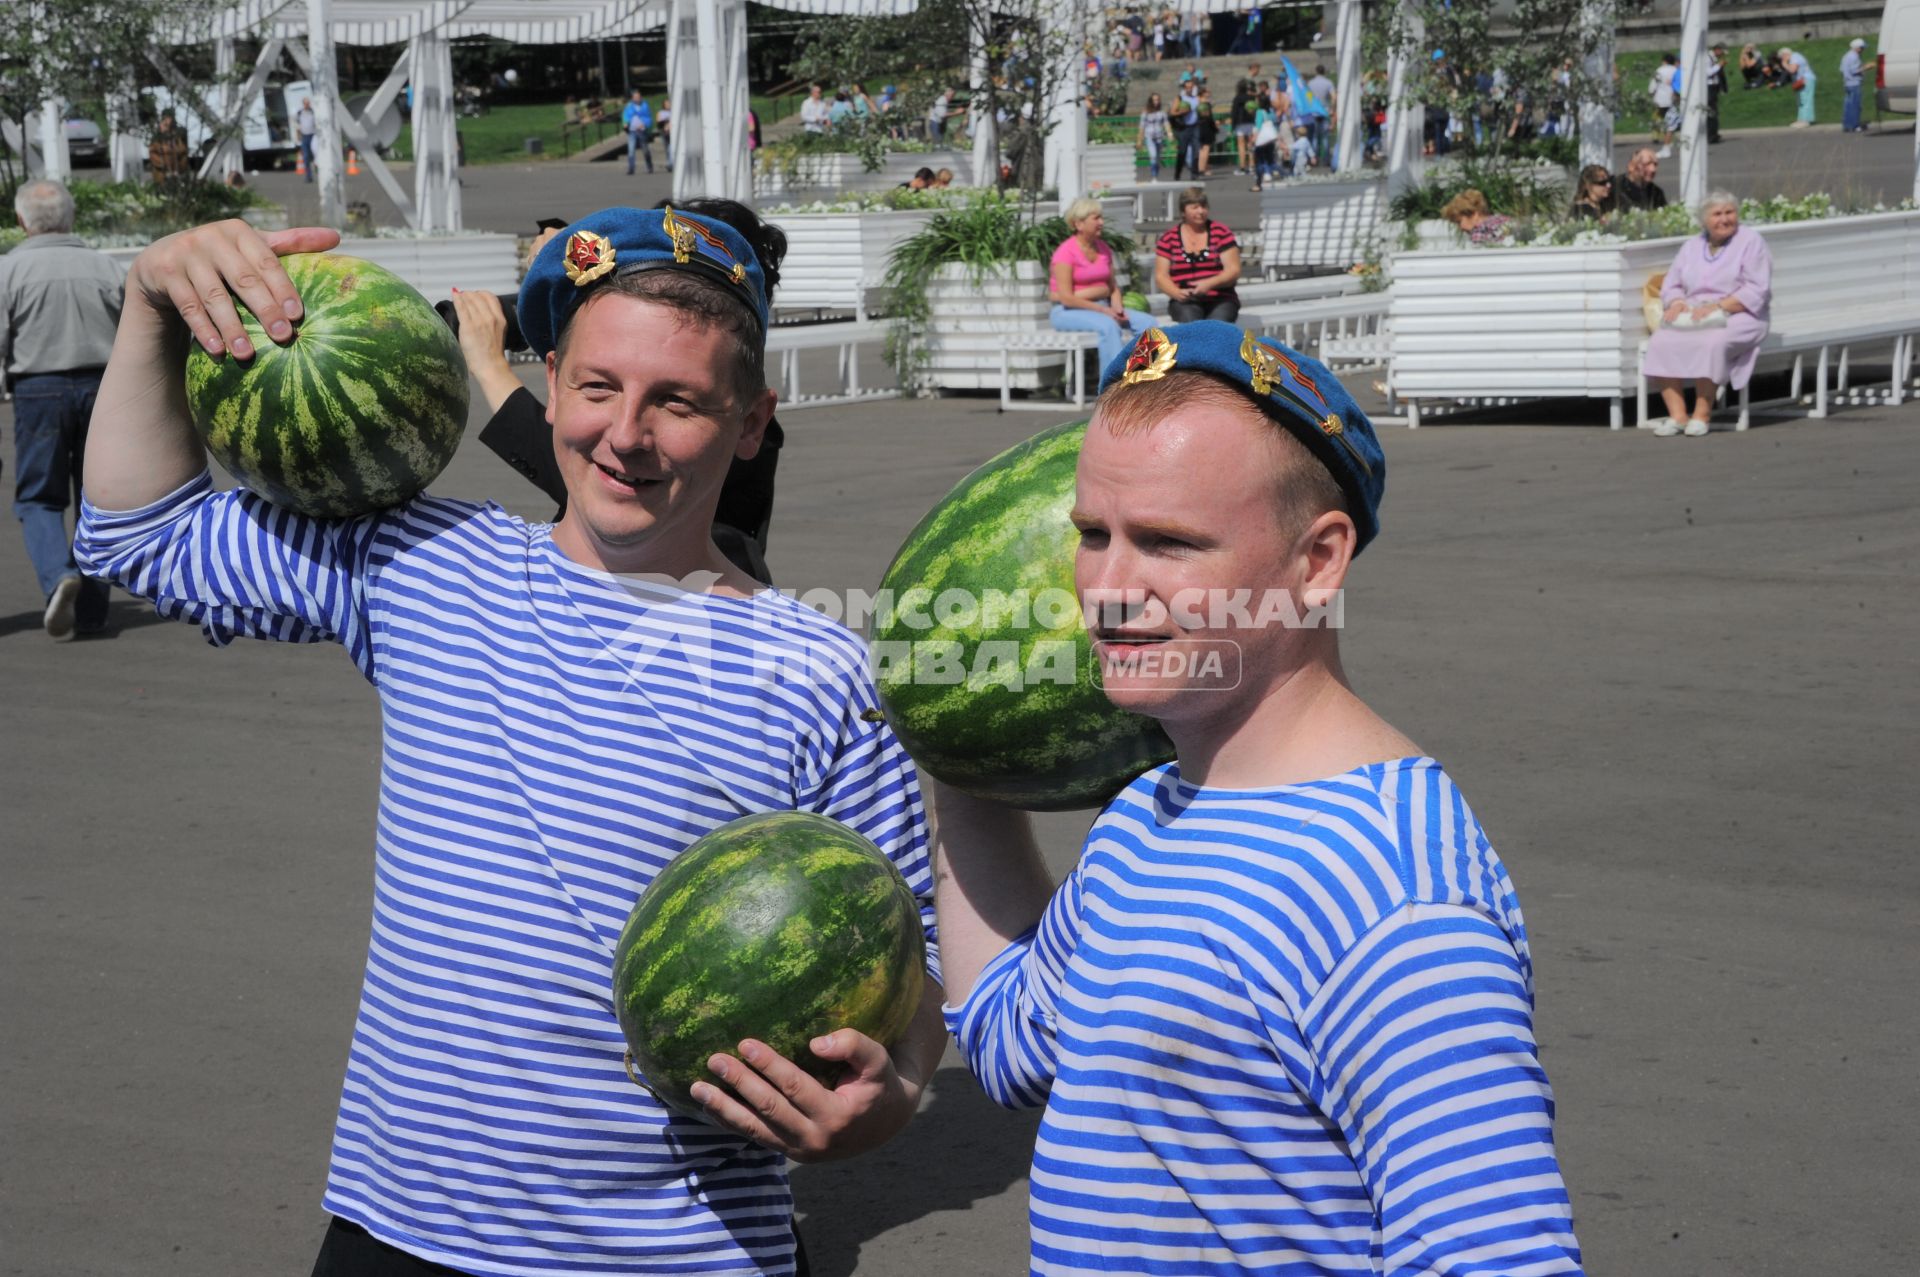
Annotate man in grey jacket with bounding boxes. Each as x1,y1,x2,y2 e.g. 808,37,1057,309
1,180,125,639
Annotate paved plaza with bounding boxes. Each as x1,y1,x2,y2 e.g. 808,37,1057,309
5,147,1919,1275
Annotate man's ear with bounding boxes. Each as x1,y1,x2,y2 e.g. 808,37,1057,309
735,387,778,460
544,351,559,426
1295,507,1358,604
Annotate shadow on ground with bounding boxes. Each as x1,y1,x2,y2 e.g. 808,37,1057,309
0,597,172,641
791,1065,1041,1277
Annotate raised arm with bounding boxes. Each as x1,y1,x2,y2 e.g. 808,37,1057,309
86,220,340,512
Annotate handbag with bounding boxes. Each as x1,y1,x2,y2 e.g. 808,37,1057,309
1254,117,1279,147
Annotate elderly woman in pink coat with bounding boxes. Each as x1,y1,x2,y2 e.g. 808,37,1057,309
1644,191,1772,436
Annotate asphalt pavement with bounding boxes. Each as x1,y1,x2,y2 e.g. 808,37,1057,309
5,143,1919,1276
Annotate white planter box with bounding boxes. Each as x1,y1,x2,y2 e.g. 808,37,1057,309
919,261,1059,391
102,233,520,306
1389,209,1920,413
1260,180,1386,270
769,208,938,313
1084,142,1138,190
752,149,974,199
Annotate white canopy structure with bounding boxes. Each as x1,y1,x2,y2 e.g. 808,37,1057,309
1676,0,1708,210
144,0,912,229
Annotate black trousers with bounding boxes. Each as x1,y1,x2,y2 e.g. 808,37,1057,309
312,1217,812,1277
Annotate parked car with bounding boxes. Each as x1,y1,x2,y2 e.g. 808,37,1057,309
64,113,106,166
1880,0,1919,113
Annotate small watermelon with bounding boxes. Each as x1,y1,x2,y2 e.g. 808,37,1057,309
1122,289,1149,313
872,420,1174,810
612,811,926,1120
184,253,469,518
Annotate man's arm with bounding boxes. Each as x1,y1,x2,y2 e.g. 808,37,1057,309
925,779,1050,1003
86,220,339,511
1293,904,1583,1274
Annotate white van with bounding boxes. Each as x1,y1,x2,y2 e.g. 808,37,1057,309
1879,0,1919,113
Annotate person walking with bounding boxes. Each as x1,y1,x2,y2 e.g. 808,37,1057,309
0,180,123,639
1172,81,1202,181
1706,44,1726,143
799,82,831,134
295,97,317,182
1650,53,1679,157
621,90,653,174
1306,64,1336,163
1840,38,1868,133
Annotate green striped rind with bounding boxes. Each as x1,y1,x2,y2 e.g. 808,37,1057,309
611,811,926,1120
874,420,1174,811
183,253,469,518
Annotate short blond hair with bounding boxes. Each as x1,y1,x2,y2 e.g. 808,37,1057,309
1440,189,1490,225
1063,197,1104,228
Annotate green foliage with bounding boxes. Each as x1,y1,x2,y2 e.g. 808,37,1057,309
0,176,269,251
756,124,926,179
1388,157,1569,220
881,193,1138,385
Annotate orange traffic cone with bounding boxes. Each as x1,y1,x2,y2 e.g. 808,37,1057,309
346,148,361,176
295,151,307,177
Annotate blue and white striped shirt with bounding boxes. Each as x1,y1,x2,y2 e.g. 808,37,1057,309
77,472,936,1277
949,759,1581,1276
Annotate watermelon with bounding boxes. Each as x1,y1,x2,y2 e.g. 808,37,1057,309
871,420,1174,810
184,253,469,518
612,811,926,1120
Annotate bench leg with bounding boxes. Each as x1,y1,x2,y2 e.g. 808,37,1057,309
1000,347,1012,412
1610,398,1623,431
1790,354,1803,400
1737,381,1750,430
1895,335,1910,407
1635,358,1647,429
849,340,863,395
1811,346,1829,419
1072,347,1085,408
1837,344,1850,392
1406,399,1420,429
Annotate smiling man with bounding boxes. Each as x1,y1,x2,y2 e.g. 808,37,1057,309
930,321,1583,1275
73,207,944,1277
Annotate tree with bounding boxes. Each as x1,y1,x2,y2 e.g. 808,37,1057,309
1380,0,1653,158
0,0,225,183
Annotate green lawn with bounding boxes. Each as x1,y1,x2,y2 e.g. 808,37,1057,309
1614,35,1879,132
383,94,805,166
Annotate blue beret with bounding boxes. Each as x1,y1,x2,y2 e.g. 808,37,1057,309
518,206,770,358
1096,320,1386,552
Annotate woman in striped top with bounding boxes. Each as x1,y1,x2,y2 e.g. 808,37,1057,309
1154,188,1243,323
932,326,1583,1276
77,210,946,1277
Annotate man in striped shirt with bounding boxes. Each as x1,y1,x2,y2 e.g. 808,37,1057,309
931,321,1583,1274
75,208,946,1276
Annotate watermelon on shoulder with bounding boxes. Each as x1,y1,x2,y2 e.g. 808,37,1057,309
183,252,469,518
612,811,926,1120
871,420,1174,811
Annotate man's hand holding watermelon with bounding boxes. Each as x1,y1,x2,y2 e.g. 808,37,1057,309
690,1007,945,1162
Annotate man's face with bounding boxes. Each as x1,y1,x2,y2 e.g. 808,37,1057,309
1073,401,1330,724
545,294,772,571
1632,150,1658,183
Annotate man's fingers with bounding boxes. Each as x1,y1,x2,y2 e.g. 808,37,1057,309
732,1041,834,1120
808,1029,891,1081
180,259,254,359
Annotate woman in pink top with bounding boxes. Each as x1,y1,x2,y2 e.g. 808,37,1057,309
1049,198,1155,371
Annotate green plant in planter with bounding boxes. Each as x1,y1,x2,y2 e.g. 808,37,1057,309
0,176,273,249
1387,157,1566,222
881,194,1139,388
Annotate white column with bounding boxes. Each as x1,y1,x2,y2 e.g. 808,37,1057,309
970,16,997,188
306,0,345,228
694,0,731,199
722,0,752,201
38,96,70,182
1578,0,1614,170
1045,0,1087,205
1384,2,1423,198
110,73,142,183
668,0,694,201
1335,0,1363,173
412,30,460,233
1913,93,1920,203
211,38,244,180
1677,0,1708,210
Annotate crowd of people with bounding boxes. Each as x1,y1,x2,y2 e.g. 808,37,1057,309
1134,60,1337,187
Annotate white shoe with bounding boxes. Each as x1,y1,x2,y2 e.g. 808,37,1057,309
44,575,81,641
1655,145,1673,158
1788,120,1810,129
1651,418,1683,437
1684,417,1710,436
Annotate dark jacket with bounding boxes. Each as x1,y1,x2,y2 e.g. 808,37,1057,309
1613,174,1669,212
